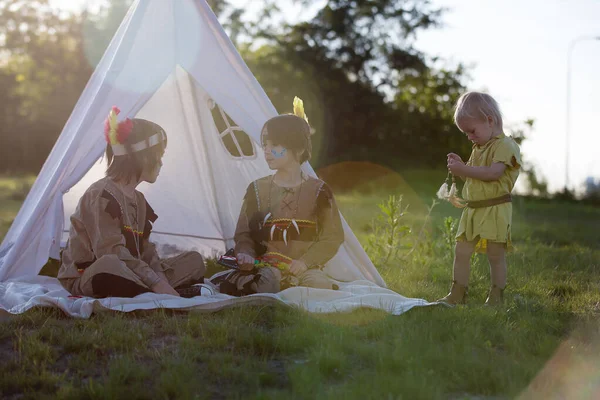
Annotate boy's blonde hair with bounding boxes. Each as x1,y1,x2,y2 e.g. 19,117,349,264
454,92,503,129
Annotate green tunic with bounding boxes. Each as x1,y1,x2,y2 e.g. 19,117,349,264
456,133,522,253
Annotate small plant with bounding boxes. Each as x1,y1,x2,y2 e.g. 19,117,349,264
366,195,411,265
441,216,457,259
403,199,438,261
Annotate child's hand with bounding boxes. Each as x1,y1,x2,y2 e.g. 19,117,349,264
447,153,464,164
289,260,308,276
236,253,255,271
448,158,466,176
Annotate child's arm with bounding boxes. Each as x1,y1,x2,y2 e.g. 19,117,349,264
86,195,163,289
234,183,259,269
234,208,256,258
140,201,168,281
141,240,168,281
298,183,345,268
449,161,506,182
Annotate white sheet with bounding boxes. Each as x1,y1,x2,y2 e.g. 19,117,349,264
0,276,435,319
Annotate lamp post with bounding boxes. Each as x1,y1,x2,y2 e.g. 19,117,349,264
565,35,600,191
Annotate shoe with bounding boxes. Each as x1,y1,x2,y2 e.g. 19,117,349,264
196,281,218,295
437,281,468,305
176,283,217,298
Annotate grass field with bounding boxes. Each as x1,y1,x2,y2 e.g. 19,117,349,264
0,169,599,399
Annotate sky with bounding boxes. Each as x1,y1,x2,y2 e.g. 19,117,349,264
48,0,600,193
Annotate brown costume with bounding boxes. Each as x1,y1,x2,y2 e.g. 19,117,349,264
226,175,344,294
58,177,205,297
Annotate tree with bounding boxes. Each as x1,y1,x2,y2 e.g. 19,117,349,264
0,0,92,171
81,0,132,67
505,119,548,198
0,68,21,171
281,0,441,94
392,64,470,167
236,0,469,169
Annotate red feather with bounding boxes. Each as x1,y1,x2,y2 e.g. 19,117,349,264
117,118,134,144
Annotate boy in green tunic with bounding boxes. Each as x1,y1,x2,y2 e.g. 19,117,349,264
439,92,521,306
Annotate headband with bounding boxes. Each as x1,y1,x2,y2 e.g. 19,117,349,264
104,106,166,156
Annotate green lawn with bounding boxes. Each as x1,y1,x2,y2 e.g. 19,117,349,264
0,172,599,399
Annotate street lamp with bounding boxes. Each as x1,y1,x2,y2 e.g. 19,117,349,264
565,35,600,191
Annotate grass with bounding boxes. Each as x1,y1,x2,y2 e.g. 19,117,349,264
1,171,600,399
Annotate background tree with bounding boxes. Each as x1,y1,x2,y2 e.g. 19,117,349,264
236,0,471,168
0,0,91,172
81,0,132,67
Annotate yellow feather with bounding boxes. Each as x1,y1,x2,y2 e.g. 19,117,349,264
293,96,309,124
108,109,119,145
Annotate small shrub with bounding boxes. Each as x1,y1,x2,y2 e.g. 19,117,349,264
366,195,411,266
440,216,457,260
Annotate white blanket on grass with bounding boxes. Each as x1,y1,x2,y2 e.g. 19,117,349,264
0,276,435,319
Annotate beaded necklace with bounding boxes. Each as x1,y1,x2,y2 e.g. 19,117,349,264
263,172,305,246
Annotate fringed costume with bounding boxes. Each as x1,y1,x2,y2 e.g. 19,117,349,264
225,175,344,294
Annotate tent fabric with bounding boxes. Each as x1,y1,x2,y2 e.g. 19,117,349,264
0,0,433,317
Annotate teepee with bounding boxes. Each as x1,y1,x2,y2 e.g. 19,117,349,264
0,0,384,288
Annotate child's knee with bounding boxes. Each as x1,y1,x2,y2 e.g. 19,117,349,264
455,241,474,258
256,267,282,293
89,254,129,275
186,251,206,278
486,242,506,256
298,269,333,289
486,242,506,263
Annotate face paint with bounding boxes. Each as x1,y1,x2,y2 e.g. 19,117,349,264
271,148,287,159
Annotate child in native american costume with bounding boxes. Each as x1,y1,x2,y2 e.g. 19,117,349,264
220,99,344,295
437,92,521,306
57,107,206,298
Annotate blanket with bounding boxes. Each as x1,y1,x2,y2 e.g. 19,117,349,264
0,276,436,319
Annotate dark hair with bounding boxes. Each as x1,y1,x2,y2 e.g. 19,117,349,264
105,118,167,183
261,114,312,163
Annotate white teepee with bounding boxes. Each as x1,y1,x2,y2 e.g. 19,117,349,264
0,0,385,289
